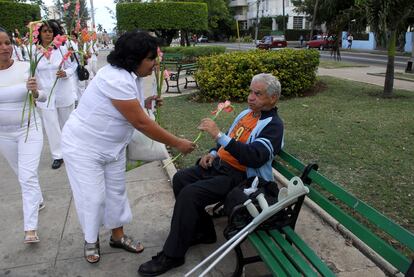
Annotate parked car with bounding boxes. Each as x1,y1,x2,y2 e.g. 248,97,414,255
256,35,287,50
305,35,337,50
198,35,208,43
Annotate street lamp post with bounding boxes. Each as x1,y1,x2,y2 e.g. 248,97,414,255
254,0,261,45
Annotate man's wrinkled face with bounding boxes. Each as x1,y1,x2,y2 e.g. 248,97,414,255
248,81,277,112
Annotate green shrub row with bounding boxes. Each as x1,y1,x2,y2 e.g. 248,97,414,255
0,1,40,34
194,49,319,101
161,46,226,61
116,2,208,32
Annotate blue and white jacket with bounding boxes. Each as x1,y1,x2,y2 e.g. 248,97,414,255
210,107,284,181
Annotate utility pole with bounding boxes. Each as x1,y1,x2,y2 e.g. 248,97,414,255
254,0,261,44
89,0,95,29
282,0,285,32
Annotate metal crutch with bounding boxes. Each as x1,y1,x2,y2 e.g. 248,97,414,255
185,176,310,277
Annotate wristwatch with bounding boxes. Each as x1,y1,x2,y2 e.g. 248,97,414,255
215,131,224,140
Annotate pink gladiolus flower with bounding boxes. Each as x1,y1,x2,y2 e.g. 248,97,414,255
53,34,67,48
63,2,70,11
75,1,80,14
157,47,163,61
75,20,81,33
211,101,234,115
163,69,170,79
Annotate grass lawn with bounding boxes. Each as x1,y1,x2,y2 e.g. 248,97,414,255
160,76,414,233
319,60,369,69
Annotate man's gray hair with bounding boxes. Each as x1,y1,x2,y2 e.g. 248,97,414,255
251,73,281,98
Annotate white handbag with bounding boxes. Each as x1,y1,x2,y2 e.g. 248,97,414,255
127,109,169,162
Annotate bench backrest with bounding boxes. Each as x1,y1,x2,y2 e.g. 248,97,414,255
273,149,414,275
163,53,183,62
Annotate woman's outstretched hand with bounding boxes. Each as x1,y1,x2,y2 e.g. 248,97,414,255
175,138,196,154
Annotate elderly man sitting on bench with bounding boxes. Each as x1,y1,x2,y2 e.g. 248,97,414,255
138,73,284,276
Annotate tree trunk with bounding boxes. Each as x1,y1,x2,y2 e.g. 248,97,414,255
383,30,396,98
309,0,319,40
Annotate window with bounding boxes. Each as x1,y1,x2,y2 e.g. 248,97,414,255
293,16,303,30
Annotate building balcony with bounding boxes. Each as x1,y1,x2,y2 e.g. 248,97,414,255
229,0,247,7
234,14,247,21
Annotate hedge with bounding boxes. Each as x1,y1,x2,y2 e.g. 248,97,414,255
194,49,319,101
117,2,208,32
0,1,40,34
161,46,226,61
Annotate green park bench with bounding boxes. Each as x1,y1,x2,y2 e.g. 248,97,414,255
230,149,414,276
162,62,198,93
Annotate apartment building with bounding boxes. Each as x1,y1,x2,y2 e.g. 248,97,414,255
229,0,308,30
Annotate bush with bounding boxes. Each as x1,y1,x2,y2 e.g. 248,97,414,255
194,49,319,101
161,46,225,61
0,1,40,34
116,2,208,32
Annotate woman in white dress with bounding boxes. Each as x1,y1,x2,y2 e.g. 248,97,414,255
61,31,196,263
35,20,76,169
0,27,47,243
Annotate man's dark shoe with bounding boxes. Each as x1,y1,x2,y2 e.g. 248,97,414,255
138,252,184,276
190,232,217,247
51,159,64,169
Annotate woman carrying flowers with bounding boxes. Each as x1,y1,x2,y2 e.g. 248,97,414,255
35,20,76,170
0,27,47,244
61,31,195,264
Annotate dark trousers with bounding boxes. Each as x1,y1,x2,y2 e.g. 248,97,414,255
163,157,246,258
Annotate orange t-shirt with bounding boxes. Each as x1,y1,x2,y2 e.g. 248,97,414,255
218,112,259,171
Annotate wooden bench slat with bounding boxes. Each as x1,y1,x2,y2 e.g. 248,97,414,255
257,231,302,276
308,170,414,253
268,230,319,276
308,188,411,273
282,226,336,277
248,232,290,277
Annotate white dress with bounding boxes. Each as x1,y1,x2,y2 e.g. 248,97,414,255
61,64,145,243
35,45,76,160
0,60,46,231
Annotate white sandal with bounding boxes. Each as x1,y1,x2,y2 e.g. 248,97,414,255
24,231,40,244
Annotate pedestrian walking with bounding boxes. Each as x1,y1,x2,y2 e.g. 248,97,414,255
347,33,353,49
35,20,76,170
0,27,46,244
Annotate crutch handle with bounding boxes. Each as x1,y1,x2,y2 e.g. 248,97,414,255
244,199,259,217
256,193,269,210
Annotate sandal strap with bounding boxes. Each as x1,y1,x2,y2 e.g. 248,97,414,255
84,242,100,258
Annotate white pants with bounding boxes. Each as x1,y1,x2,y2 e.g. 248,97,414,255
39,104,74,160
0,125,43,231
62,137,132,243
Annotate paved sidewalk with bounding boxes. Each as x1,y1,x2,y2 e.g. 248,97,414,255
318,66,414,91
0,50,391,277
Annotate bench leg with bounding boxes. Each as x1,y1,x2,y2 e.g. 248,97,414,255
232,244,262,277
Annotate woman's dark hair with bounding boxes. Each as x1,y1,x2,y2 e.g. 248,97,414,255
37,20,64,46
107,31,159,72
0,27,11,40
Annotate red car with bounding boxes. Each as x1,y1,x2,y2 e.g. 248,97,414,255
256,35,287,50
306,35,335,50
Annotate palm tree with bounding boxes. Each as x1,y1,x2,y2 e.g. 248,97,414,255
366,0,414,97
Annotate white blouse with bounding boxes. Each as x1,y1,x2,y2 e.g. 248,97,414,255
0,61,47,131
34,45,76,109
62,65,145,159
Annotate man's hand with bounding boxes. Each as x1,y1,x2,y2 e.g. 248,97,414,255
56,70,67,78
144,95,163,109
198,118,220,140
199,153,215,169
